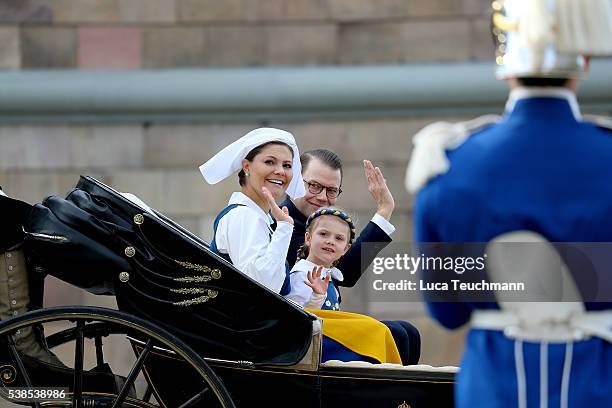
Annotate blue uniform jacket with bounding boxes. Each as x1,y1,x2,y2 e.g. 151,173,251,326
414,89,612,407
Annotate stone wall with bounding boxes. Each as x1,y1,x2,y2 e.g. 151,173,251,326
0,0,510,367
0,0,494,69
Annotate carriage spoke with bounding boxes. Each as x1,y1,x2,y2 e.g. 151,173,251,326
177,385,210,408
110,339,153,408
72,321,85,408
142,384,153,402
7,335,41,408
94,335,104,367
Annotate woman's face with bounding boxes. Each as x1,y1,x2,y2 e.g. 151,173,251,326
242,143,294,202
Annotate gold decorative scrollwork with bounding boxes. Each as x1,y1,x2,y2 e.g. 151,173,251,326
170,288,217,297
173,260,222,283
174,275,212,283
174,295,211,307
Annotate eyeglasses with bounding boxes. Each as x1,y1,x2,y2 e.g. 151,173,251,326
304,180,342,199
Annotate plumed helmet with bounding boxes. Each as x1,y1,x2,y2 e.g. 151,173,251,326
491,0,612,79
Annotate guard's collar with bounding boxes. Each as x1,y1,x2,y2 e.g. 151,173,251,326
505,87,582,120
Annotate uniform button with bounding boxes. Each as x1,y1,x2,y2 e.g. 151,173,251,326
8,266,13,271
6,253,11,258
11,300,17,305
15,330,21,335
12,311,18,316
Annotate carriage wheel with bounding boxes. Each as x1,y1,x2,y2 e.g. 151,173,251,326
0,306,236,408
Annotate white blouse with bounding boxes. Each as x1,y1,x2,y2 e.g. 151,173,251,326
214,192,293,293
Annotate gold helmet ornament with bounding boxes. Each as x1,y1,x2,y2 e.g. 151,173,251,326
492,0,612,79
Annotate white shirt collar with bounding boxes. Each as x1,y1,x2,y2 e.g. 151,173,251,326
505,87,582,120
228,191,273,224
292,258,344,282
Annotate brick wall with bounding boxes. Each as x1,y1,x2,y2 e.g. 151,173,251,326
0,0,494,69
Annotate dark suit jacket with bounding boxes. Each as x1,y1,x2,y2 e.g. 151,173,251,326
281,198,392,288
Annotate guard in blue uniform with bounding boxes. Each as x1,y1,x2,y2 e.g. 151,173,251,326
407,1,612,406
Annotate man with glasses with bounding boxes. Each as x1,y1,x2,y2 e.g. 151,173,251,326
280,149,396,288
281,149,421,365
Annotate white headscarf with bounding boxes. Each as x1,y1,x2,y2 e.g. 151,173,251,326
199,128,305,199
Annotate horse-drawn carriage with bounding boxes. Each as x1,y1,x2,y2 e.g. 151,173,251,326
0,176,455,407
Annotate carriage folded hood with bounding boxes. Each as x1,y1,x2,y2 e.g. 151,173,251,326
23,176,314,366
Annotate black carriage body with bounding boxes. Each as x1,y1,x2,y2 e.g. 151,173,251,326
208,362,454,408
135,347,454,408
10,176,455,407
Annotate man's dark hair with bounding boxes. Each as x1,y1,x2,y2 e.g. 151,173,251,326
300,149,343,181
238,141,292,186
517,77,571,87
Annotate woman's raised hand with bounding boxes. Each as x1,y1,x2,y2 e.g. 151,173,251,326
262,186,293,225
304,265,330,295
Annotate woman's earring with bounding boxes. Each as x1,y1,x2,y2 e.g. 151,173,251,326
245,171,249,176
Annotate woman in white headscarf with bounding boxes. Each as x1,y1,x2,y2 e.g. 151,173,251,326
200,128,305,295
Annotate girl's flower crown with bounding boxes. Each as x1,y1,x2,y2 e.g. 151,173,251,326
305,208,356,244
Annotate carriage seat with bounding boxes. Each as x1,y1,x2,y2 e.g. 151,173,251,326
320,360,458,373
320,360,459,375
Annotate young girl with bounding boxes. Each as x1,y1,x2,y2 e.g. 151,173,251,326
286,208,355,311
287,207,421,365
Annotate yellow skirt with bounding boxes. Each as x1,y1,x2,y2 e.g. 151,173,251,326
306,309,401,364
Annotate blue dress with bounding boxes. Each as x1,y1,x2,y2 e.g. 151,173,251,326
413,89,612,407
